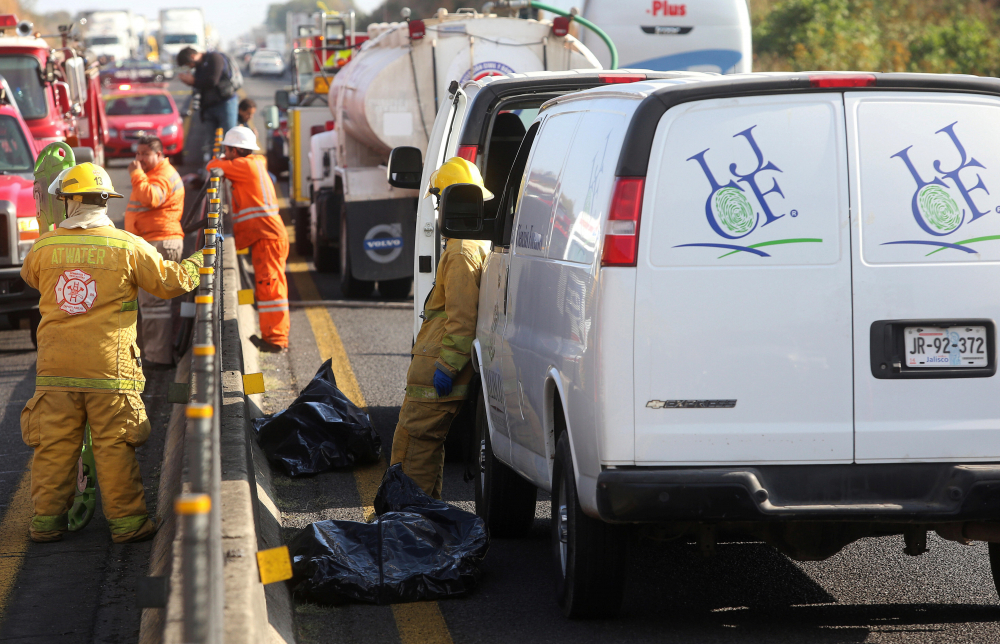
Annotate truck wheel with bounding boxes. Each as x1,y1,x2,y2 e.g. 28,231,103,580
314,243,338,273
339,214,373,298
552,432,627,619
295,207,313,258
378,278,411,299
474,392,537,537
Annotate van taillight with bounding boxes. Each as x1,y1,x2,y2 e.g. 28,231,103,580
809,73,876,88
457,145,477,163
601,177,644,267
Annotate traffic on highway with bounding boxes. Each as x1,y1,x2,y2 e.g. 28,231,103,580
0,0,998,642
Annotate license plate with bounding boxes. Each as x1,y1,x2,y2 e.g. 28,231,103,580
131,143,139,152
905,325,988,368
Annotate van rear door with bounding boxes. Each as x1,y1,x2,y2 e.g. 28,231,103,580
846,92,1000,462
634,94,854,465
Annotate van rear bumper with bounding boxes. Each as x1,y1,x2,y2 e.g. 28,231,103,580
596,464,1000,523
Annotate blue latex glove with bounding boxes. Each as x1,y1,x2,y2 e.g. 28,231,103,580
433,368,454,397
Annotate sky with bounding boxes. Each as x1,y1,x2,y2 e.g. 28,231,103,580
31,0,384,45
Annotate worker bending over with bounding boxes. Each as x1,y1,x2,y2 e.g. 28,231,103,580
125,135,185,368
207,126,289,352
20,163,203,543
390,157,492,498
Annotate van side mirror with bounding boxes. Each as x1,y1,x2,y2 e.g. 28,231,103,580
439,184,491,240
264,105,279,129
387,146,422,189
274,90,290,111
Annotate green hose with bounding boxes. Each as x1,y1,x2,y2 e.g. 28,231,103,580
530,1,618,70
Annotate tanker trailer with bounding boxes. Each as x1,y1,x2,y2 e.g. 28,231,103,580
312,9,600,298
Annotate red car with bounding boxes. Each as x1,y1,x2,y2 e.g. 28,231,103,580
102,87,184,163
0,77,41,333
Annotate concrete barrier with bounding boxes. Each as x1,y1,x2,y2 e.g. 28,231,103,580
139,237,294,644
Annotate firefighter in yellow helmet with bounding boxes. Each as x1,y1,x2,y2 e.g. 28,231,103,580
390,157,493,498
20,162,204,543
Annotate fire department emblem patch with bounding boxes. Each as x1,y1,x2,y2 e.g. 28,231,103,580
55,269,98,315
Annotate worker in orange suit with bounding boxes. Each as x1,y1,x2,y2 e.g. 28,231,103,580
125,135,185,368
206,126,289,352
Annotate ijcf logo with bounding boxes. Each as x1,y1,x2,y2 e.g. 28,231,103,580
678,125,821,258
887,121,1000,256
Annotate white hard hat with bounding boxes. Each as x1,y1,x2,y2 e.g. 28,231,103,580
222,126,259,151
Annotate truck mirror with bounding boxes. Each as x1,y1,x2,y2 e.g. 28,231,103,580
275,90,290,111
54,83,71,116
264,105,280,129
387,146,422,189
439,183,491,240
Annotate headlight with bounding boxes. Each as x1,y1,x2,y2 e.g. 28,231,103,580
162,124,179,136
109,127,119,138
18,240,33,262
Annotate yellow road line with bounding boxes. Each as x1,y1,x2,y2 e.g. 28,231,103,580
0,471,32,620
284,228,453,644
391,604,455,644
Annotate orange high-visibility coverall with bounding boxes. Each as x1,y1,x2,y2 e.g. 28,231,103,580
206,155,289,347
20,226,202,542
126,158,185,364
390,239,490,498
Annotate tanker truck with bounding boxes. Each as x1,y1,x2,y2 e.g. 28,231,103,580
307,9,601,298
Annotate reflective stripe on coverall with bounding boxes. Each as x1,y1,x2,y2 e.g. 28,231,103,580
20,226,202,541
206,155,290,347
126,159,186,364
390,238,490,498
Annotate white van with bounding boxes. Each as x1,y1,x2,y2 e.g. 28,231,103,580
436,71,1000,618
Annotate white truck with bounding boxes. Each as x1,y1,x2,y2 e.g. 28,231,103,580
159,8,205,63
83,10,135,62
308,10,600,298
532,0,752,73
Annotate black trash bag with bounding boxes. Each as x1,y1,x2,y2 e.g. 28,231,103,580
287,464,490,604
254,359,381,476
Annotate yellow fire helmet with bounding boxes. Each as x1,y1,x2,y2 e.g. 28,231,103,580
48,163,124,200
424,157,494,201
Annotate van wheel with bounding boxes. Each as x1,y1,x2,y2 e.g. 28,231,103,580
339,213,373,298
988,543,1000,599
474,392,536,537
552,432,626,619
378,278,411,299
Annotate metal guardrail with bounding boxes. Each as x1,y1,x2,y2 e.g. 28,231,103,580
175,127,227,644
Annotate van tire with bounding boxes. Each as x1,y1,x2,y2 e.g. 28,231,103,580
474,393,537,537
552,432,626,619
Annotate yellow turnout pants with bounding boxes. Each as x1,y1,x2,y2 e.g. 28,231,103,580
20,390,155,542
390,398,463,499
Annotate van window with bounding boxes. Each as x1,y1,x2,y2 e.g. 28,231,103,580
647,95,844,267
513,113,581,257
496,122,540,246
850,95,1000,265
548,112,626,264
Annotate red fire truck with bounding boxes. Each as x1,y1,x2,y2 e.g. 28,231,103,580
0,15,109,165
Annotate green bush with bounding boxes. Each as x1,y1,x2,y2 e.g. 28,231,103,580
752,0,1000,75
